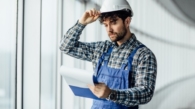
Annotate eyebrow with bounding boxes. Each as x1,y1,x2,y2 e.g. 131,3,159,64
110,19,118,22
103,18,118,25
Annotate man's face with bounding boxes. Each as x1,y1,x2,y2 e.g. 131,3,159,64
103,17,127,42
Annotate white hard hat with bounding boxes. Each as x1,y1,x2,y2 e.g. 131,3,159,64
100,0,133,17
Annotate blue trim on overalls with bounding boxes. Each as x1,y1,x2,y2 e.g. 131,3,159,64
91,45,145,109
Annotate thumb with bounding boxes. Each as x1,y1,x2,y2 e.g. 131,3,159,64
87,84,94,91
94,15,100,20
93,12,101,21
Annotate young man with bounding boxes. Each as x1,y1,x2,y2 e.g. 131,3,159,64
59,0,157,109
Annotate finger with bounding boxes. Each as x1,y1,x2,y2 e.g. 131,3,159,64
91,8,95,16
96,10,100,16
95,84,103,90
97,83,105,86
90,10,94,16
87,84,93,89
95,10,99,16
94,83,100,87
94,15,99,20
92,8,97,16
87,10,92,16
88,84,97,94
94,83,98,86
86,11,90,17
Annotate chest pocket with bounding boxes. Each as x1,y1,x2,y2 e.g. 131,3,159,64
97,69,122,89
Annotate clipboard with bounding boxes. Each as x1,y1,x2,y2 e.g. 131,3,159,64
60,66,102,100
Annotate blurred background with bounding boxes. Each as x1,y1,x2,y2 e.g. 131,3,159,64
0,0,195,109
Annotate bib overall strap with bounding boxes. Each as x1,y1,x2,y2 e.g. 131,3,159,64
94,47,113,78
103,47,113,65
121,45,145,70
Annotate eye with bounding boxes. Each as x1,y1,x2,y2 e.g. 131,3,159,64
111,21,117,25
104,24,108,27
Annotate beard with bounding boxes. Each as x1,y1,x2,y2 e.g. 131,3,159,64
108,24,127,42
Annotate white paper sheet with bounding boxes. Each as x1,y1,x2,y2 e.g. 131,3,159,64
60,66,95,87
60,66,101,99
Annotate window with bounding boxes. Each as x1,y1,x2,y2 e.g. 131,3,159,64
0,0,17,109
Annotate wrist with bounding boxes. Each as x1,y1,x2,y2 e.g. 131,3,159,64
106,89,117,101
78,20,87,25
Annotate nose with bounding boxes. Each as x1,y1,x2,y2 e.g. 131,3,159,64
107,25,113,33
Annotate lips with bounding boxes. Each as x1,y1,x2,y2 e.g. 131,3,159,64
109,32,117,36
109,34,115,37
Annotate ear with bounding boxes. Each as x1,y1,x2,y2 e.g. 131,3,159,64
125,17,131,28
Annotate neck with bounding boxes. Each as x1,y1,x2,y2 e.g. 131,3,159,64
117,30,132,46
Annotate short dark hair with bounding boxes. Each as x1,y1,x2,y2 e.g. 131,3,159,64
99,9,132,24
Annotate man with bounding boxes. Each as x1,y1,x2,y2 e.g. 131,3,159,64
59,0,157,109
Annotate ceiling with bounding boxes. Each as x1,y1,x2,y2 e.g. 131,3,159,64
157,0,195,27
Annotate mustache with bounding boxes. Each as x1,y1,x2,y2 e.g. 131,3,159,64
108,31,117,35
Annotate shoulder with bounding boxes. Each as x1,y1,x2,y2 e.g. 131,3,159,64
135,42,157,64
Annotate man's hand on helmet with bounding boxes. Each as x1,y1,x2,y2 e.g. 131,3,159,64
79,8,100,25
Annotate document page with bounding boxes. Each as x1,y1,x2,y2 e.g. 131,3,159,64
60,66,101,100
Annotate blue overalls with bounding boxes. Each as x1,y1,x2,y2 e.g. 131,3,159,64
91,45,144,109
